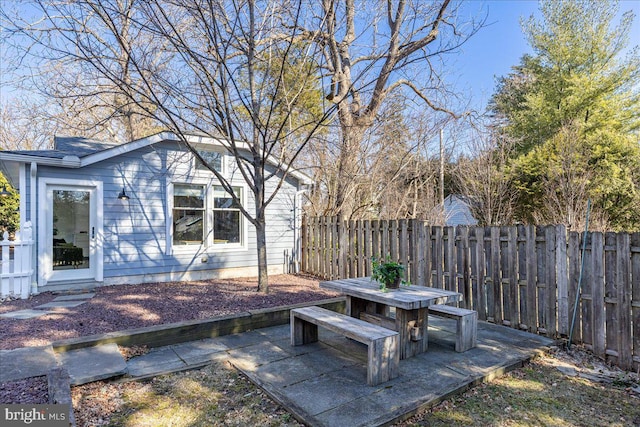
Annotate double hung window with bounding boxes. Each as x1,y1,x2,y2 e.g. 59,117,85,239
213,186,242,244
171,183,244,248
173,184,205,245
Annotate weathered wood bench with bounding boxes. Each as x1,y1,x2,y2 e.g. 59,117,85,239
428,304,477,352
290,306,399,386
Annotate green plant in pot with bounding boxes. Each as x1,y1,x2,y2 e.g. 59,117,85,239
371,256,405,290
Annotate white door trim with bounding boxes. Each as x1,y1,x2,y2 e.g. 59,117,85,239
37,177,103,287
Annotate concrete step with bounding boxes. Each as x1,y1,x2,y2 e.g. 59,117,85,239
0,346,58,382
56,343,127,385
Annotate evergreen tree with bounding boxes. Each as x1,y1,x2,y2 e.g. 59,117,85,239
490,0,640,230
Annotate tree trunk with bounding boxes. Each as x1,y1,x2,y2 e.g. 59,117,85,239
256,217,269,293
334,111,365,221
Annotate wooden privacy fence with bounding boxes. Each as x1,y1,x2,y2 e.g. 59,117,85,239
301,217,640,370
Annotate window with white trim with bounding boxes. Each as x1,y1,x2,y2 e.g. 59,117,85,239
171,183,244,249
173,184,205,245
213,186,242,244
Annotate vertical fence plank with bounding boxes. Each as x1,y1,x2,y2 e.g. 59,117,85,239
507,226,519,329
604,232,618,364
535,226,546,334
457,227,470,308
424,226,432,287
556,225,569,336
445,227,456,293
517,225,528,330
323,216,331,279
526,225,538,333
617,233,632,369
339,219,348,279
413,220,424,286
301,216,308,273
591,232,605,358
372,220,380,262
581,232,594,350
400,219,408,280
434,227,443,289
567,231,581,342
475,226,487,320
390,220,399,262
491,227,502,325
631,232,640,370
357,220,365,277
545,225,557,337
364,220,372,276
348,220,356,278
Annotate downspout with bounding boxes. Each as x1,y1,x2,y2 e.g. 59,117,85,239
30,162,38,295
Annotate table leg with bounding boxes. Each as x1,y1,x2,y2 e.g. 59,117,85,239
347,296,389,318
395,307,429,359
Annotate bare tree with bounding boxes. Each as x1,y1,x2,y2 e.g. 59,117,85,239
1,0,162,142
453,124,517,226
301,0,481,220
2,0,333,292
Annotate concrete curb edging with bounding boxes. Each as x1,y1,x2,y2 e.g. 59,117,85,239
47,368,76,427
51,297,345,352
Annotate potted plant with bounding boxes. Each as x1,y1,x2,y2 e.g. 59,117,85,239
371,256,405,290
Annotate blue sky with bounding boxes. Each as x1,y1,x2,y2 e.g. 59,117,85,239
1,1,639,114
453,0,640,112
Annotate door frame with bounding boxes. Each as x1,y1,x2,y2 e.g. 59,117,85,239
38,177,103,287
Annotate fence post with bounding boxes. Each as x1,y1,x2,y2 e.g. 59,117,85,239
1,231,9,298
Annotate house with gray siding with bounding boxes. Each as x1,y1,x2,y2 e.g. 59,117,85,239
444,195,478,227
0,132,311,294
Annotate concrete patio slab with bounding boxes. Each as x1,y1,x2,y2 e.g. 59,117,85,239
52,293,95,301
170,339,229,366
0,346,59,382
232,320,555,427
56,343,127,385
126,347,187,378
0,309,53,319
34,301,87,310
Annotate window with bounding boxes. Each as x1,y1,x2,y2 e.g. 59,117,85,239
197,150,223,172
173,184,205,245
213,186,242,244
170,183,244,249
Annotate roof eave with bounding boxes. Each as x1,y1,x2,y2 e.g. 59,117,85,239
0,152,81,167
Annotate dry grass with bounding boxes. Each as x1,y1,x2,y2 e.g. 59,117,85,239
397,347,640,427
72,361,303,427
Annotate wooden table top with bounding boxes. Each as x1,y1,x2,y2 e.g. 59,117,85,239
319,277,461,310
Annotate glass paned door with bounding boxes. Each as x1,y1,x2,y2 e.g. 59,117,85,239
52,190,91,271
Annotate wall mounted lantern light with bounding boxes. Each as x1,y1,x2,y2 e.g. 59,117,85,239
117,187,129,200
0,186,11,197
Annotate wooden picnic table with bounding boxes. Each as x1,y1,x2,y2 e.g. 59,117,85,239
319,277,461,359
